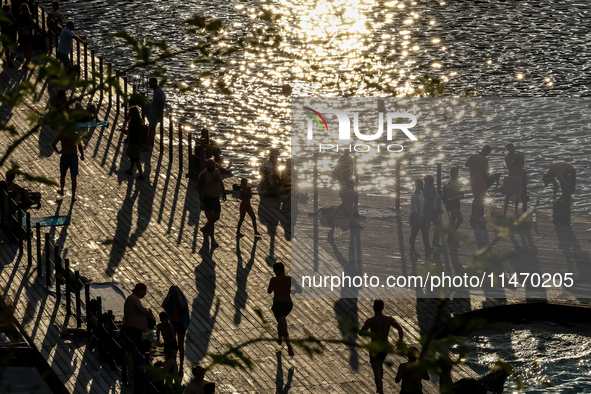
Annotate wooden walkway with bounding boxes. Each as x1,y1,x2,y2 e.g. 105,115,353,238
2,54,591,394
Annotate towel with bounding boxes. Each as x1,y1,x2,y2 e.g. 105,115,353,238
22,215,70,227
77,120,109,128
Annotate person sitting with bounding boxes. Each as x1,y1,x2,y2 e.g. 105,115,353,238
0,172,41,205
73,102,100,123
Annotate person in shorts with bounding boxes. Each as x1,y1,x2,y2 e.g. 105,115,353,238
198,159,225,248
52,131,84,202
144,77,165,148
360,300,405,394
267,262,302,357
162,286,190,374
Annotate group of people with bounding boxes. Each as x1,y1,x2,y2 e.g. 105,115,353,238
327,143,576,259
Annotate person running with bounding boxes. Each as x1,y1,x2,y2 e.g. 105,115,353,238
236,178,261,238
56,20,76,70
52,131,84,202
499,143,525,218
199,159,226,248
395,347,430,394
465,145,491,222
543,161,576,200
360,299,405,394
162,286,190,375
17,3,34,68
144,77,166,148
328,151,361,228
445,166,464,244
157,312,178,359
121,106,145,180
267,262,302,357
409,178,426,259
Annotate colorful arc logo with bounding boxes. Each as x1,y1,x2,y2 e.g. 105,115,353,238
303,107,329,131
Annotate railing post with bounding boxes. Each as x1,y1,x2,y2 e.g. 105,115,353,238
522,169,528,214
91,49,95,82
84,41,88,79
65,259,71,315
75,270,82,328
42,7,45,31
395,158,401,210
45,233,51,288
99,57,104,101
97,297,102,316
116,70,121,113
36,222,42,277
18,209,23,254
179,123,184,174
169,113,173,158
313,152,318,214
186,126,191,177
437,163,442,194
107,63,112,107
55,245,61,301
85,283,91,339
69,40,73,65
76,39,80,68
123,76,128,116
159,113,164,151
26,212,32,267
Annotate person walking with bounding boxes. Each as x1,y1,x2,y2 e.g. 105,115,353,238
56,20,76,70
267,262,302,357
465,145,491,222
17,3,34,68
52,130,84,202
328,150,361,228
409,178,426,259
121,106,145,180
199,159,226,248
499,143,525,218
144,77,165,148
162,286,190,375
236,178,261,238
360,300,405,394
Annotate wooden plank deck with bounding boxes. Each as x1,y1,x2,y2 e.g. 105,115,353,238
2,51,591,394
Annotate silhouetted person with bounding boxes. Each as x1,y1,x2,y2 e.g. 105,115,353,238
267,262,302,357
0,172,40,205
0,4,17,68
49,89,68,111
409,178,426,259
57,20,76,70
328,150,361,228
144,77,165,148
543,161,576,200
237,178,260,238
360,299,404,394
52,131,84,202
499,142,525,218
259,148,281,196
445,166,464,244
187,366,212,394
17,3,34,68
423,174,442,248
162,286,190,374
465,145,491,222
48,1,64,31
199,159,226,248
121,106,145,180
395,347,430,394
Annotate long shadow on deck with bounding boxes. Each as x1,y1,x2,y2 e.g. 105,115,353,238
233,237,258,325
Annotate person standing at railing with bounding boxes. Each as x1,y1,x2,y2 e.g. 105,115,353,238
56,20,77,70
144,77,166,149
48,1,64,32
17,3,34,68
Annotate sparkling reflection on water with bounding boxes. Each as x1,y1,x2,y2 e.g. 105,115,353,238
62,0,590,211
460,322,591,393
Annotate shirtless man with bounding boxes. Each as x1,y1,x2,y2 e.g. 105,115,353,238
465,145,491,222
267,262,302,357
52,132,84,202
198,159,226,248
395,347,430,394
543,161,576,199
360,300,405,394
187,366,211,394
